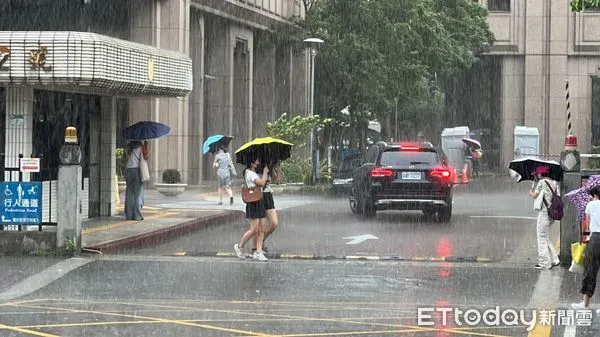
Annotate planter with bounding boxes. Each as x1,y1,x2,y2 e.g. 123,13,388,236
118,181,127,193
155,183,187,197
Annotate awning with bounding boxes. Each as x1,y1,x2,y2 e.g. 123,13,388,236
0,31,193,97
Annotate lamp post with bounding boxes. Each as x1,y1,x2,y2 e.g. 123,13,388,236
304,37,324,185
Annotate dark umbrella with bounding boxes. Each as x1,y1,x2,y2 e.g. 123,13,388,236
462,138,481,150
124,121,170,140
508,157,563,182
234,137,293,165
203,135,234,155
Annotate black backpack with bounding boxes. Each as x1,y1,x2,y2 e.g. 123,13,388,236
542,180,564,221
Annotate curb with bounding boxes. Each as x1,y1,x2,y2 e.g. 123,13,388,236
84,211,245,254
177,251,494,263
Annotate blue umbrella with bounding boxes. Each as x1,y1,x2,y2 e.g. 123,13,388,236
203,135,234,155
124,121,170,140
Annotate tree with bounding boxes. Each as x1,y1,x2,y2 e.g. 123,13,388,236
266,112,332,148
571,0,600,11
299,0,494,152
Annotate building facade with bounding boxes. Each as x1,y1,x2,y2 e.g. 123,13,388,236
128,0,308,184
480,0,600,166
0,0,307,222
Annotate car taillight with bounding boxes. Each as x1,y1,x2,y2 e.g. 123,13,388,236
430,167,452,182
371,168,394,178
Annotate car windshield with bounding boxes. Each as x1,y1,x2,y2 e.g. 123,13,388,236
379,150,439,167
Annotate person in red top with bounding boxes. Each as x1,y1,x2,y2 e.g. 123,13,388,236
140,141,149,208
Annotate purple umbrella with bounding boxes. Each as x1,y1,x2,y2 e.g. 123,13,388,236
565,175,600,220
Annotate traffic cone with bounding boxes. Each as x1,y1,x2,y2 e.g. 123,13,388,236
461,166,468,183
452,168,459,184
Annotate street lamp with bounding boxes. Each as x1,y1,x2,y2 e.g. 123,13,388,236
304,37,324,185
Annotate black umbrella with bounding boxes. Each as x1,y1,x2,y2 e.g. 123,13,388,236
508,157,563,182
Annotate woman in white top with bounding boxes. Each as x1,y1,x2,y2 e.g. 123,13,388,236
124,141,146,220
233,158,269,262
529,165,560,270
572,186,600,309
213,144,235,205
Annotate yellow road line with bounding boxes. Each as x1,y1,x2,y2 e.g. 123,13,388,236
82,212,177,235
270,329,422,336
527,324,551,337
102,300,511,337
0,323,59,337
10,303,274,337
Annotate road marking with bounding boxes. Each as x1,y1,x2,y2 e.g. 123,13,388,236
82,212,177,235
563,323,576,337
343,234,378,245
470,216,537,220
0,258,93,302
526,267,564,337
10,303,274,337
0,323,59,337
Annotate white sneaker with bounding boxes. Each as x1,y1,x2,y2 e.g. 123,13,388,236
234,244,245,259
252,251,268,262
571,301,586,310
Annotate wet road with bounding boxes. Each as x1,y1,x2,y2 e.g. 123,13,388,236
2,256,546,337
3,177,598,337
134,177,543,264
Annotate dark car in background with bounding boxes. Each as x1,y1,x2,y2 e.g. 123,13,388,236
349,142,456,222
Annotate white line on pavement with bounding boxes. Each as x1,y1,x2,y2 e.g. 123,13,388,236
527,268,564,337
470,215,537,220
0,257,94,302
563,322,576,337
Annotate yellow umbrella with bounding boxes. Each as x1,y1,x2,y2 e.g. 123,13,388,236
235,137,294,165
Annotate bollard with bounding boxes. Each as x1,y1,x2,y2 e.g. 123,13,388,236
560,172,582,266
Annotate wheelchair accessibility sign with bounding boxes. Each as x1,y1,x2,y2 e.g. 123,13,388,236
1,182,42,224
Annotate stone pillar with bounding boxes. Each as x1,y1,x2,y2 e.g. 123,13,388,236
88,109,101,217
500,56,525,168
4,87,34,181
100,97,117,216
129,0,191,183
229,24,254,149
203,16,232,180
523,0,547,152
188,9,205,184
57,165,82,249
253,33,276,136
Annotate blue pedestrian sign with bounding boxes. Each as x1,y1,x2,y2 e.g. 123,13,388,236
1,182,42,225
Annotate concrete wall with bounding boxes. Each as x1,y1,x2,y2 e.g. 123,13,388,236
0,231,56,255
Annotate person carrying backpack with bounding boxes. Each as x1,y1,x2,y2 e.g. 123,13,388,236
529,165,561,270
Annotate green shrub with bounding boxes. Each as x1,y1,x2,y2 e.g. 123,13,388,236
162,169,181,184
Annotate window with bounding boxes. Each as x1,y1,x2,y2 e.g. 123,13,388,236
488,0,510,12
379,150,439,167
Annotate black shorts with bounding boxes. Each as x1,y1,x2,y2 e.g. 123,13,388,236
245,198,266,219
263,192,275,210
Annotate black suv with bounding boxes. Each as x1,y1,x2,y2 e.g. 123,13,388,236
349,142,456,222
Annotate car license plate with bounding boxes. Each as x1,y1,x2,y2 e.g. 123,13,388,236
401,172,421,180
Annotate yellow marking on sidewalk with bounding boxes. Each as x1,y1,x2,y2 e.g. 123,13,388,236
10,303,274,337
82,212,177,235
216,252,235,257
477,257,493,263
0,323,59,337
173,252,187,256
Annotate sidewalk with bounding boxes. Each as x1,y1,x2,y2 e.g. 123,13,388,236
82,184,246,253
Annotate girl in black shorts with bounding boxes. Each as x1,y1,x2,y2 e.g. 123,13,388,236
234,158,269,262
